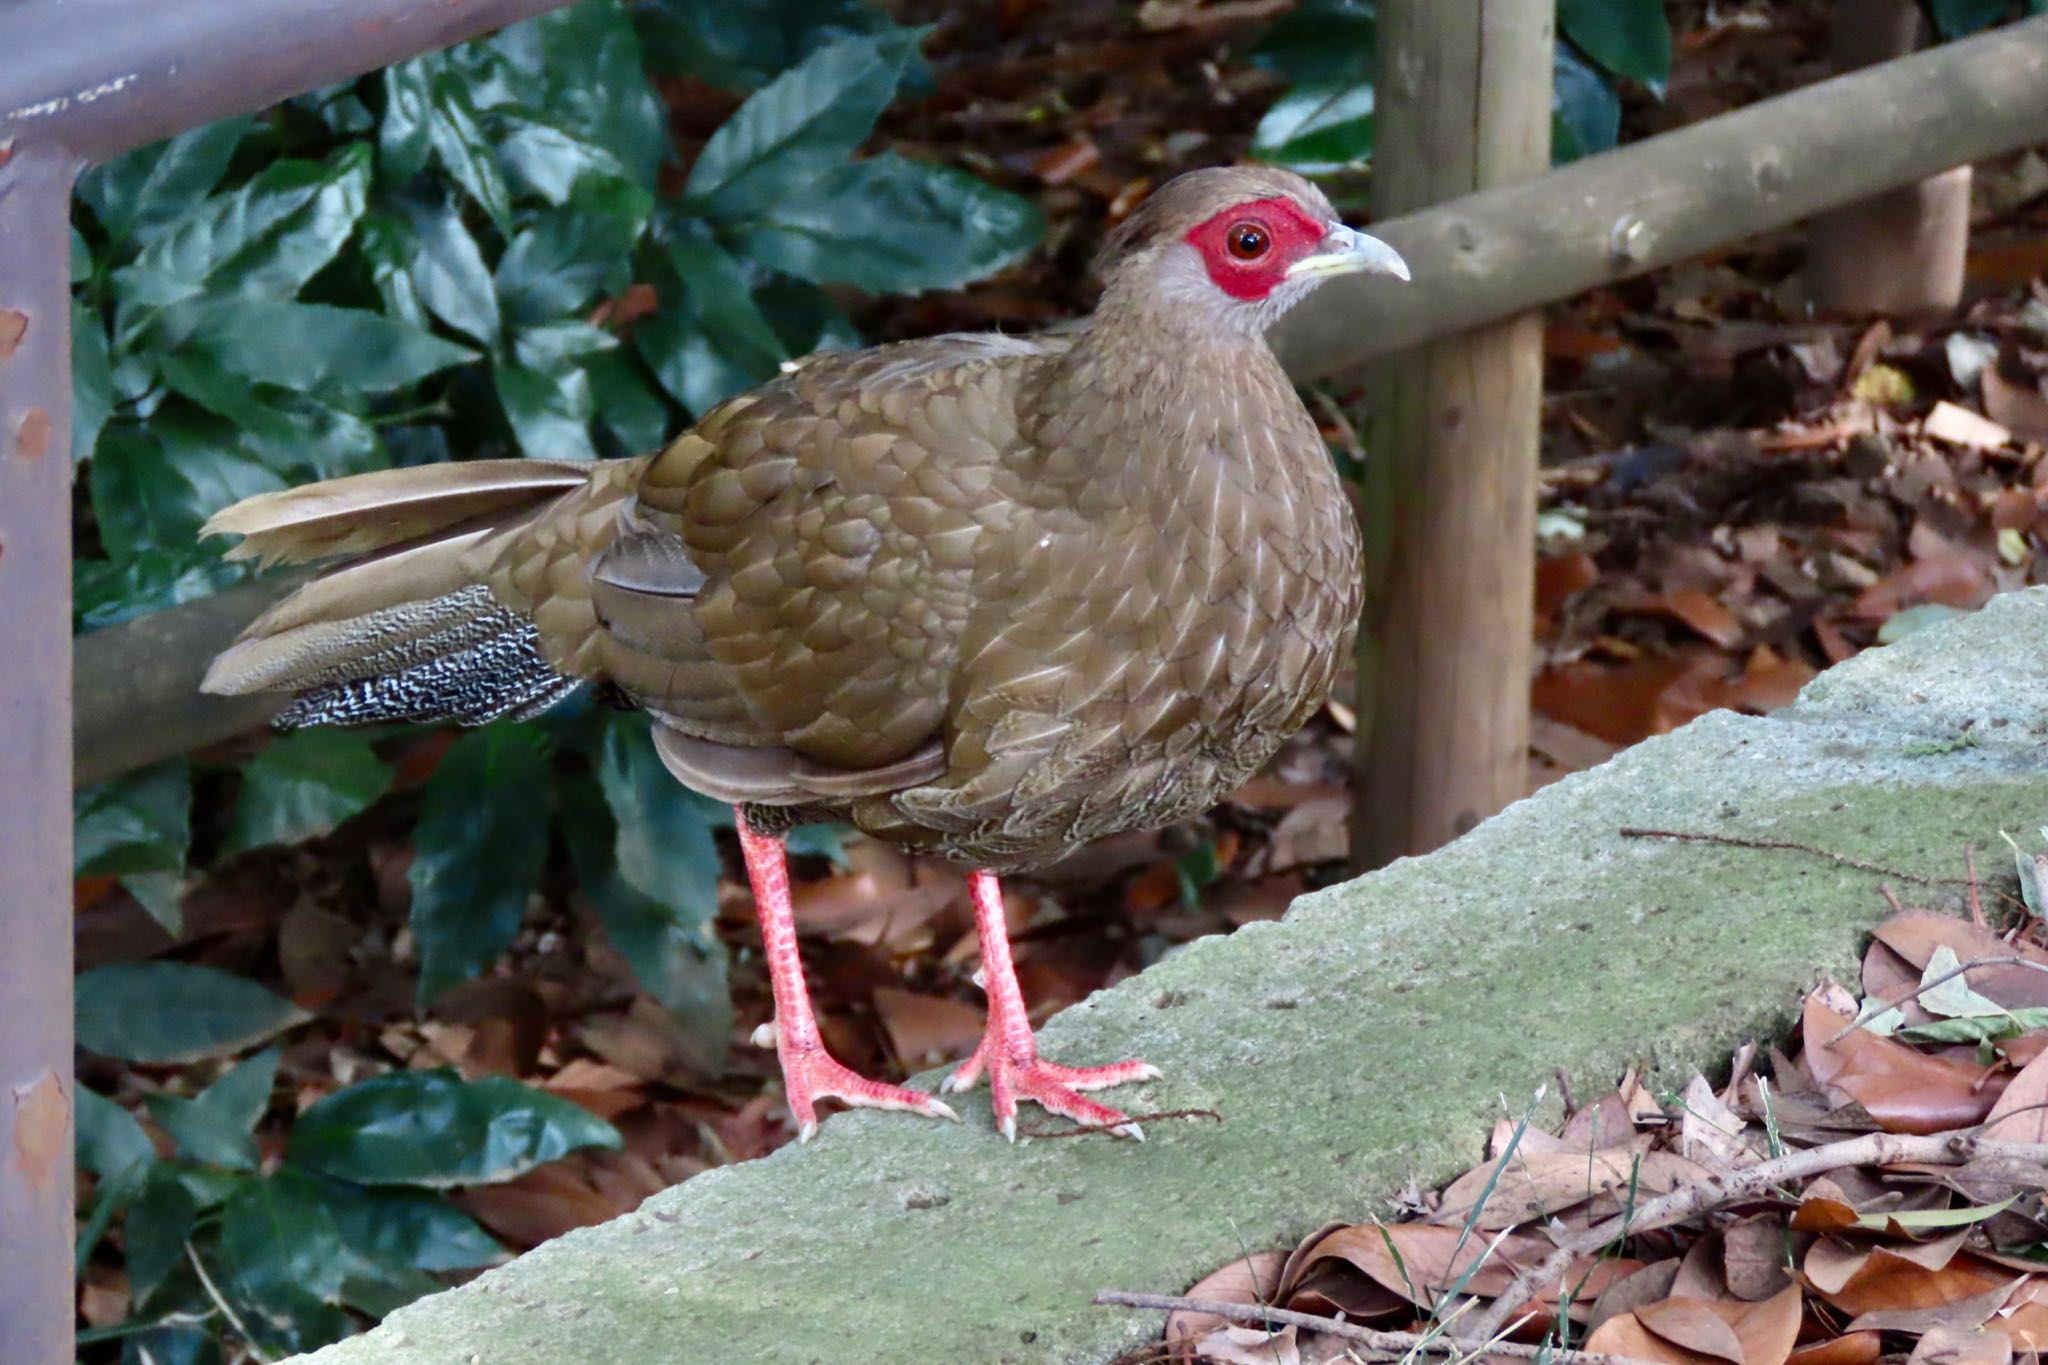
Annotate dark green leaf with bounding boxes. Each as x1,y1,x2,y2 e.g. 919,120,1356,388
225,730,393,854
1929,0,2022,36
1250,0,1375,87
73,300,113,464
168,298,475,392
76,759,190,879
121,1326,220,1365
491,116,635,206
636,310,762,417
755,276,862,356
216,1171,356,1352
77,1158,151,1276
514,322,619,369
1252,81,1375,174
637,0,912,91
1558,0,1671,86
666,219,788,368
146,1048,277,1173
76,1086,156,1180
158,350,387,483
90,418,285,561
76,963,307,1063
585,350,675,454
559,770,732,1060
599,713,731,916
489,4,667,188
288,1069,620,1187
395,194,502,343
308,1176,503,1271
784,822,849,864
494,183,649,327
430,69,516,229
125,1166,199,1304
408,726,551,1003
80,117,253,244
495,359,598,463
75,758,191,933
683,29,923,221
115,145,372,308
74,547,247,631
733,153,1043,293
1553,41,1622,163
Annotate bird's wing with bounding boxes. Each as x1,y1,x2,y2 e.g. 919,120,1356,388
507,331,1066,802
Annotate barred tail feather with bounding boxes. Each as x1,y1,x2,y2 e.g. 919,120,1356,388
201,459,600,729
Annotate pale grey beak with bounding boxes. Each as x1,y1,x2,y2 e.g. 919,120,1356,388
1287,223,1410,282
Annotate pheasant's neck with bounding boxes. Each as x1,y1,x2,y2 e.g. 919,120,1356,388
1025,295,1337,521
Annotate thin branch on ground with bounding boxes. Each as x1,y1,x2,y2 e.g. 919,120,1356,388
1616,828,2028,911
1826,953,2048,1044
1015,1108,1222,1139
1459,1132,2048,1344
1093,1290,1656,1365
186,1242,272,1365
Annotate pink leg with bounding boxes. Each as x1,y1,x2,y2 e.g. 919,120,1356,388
737,821,957,1142
942,870,1159,1140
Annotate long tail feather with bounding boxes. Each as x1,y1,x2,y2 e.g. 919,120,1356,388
202,459,609,728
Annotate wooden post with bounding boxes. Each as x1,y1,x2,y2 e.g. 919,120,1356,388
1802,0,1971,316
1355,2,1553,868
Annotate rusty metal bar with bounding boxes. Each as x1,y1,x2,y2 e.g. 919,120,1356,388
0,0,579,164
0,140,83,1365
0,2,580,1360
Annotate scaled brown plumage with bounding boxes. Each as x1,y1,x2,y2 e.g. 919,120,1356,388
203,165,1409,1141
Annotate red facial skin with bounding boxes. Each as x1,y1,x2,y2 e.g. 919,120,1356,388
1182,195,1329,301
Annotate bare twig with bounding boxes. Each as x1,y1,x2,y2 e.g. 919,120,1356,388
1093,1291,1658,1365
1015,1108,1223,1140
1825,953,2048,1044
187,1242,272,1365
1616,828,2027,911
1460,1132,2048,1343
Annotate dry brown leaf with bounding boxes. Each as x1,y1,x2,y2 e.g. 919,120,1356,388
1636,1298,1749,1364
874,988,984,1067
1996,1276,2048,1353
1906,1323,2014,1365
1435,1150,1711,1230
1983,367,2048,445
1165,1251,1290,1347
1182,1323,1301,1365
1589,1261,1686,1337
1805,1237,2008,1318
1790,1197,1862,1234
1586,1311,1727,1365
1838,1279,2015,1335
1924,401,2014,451
1680,1073,1754,1166
1558,1092,1639,1152
1722,1214,1794,1302
1978,1048,2048,1144
1786,1333,1881,1365
1800,993,2004,1134
1648,589,1747,648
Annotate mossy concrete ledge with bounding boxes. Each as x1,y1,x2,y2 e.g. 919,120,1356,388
299,589,2048,1365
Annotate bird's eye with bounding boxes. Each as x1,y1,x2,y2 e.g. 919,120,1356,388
1226,222,1269,260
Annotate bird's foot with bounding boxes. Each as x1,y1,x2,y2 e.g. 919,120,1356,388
942,1035,1159,1141
754,1023,958,1143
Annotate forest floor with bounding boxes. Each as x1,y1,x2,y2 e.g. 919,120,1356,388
74,0,2048,1341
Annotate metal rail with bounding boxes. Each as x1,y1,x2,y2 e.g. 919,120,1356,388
0,4,578,1359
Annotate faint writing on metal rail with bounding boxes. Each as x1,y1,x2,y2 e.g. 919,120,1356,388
7,72,141,123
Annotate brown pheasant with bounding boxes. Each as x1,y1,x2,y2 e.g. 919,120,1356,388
201,166,1408,1142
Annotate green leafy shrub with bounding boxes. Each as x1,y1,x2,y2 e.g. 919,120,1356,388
1249,0,1674,174
70,1,1039,1354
